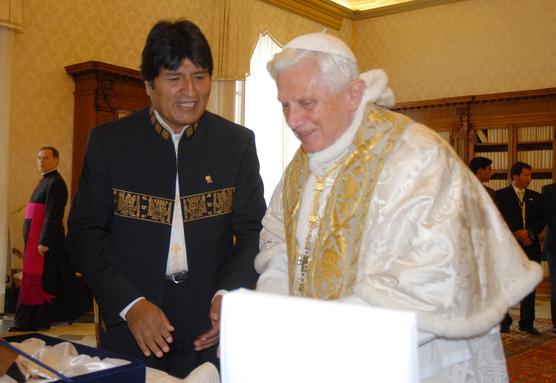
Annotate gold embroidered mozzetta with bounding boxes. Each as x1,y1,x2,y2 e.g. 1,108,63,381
283,103,410,300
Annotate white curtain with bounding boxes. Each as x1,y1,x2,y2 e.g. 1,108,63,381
245,33,298,203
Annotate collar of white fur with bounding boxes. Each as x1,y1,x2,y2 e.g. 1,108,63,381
308,69,395,176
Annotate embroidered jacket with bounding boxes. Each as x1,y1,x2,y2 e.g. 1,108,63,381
68,107,266,327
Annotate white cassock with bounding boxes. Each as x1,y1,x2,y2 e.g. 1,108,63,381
255,69,542,383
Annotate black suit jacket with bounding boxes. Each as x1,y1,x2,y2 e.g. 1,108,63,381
542,183,556,254
67,108,266,330
495,185,544,261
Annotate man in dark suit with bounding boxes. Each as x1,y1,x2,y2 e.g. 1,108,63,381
495,161,544,335
469,156,495,199
67,19,266,378
542,182,556,334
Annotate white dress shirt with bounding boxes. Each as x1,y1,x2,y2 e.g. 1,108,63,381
120,110,189,319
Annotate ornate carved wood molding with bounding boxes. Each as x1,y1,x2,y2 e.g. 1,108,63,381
261,0,468,30
65,61,143,81
261,0,346,30
95,79,116,112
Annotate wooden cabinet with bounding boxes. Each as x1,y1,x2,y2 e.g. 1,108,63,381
65,61,151,196
394,88,556,192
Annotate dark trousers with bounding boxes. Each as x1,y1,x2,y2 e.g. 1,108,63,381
501,247,539,330
99,280,217,379
546,242,556,328
501,288,536,330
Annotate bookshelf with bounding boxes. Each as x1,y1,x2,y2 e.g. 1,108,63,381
472,127,509,191
393,88,556,193
471,125,555,192
516,125,554,192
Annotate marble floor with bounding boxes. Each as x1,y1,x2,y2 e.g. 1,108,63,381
0,311,97,347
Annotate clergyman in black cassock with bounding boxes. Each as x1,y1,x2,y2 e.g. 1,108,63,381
13,147,91,330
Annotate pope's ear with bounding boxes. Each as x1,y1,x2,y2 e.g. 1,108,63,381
348,79,365,111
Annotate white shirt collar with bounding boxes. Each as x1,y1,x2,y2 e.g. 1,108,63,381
512,183,526,195
41,168,57,176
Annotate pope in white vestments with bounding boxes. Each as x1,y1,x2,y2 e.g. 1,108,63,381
254,32,542,382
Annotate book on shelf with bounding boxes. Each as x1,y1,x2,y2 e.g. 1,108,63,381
476,129,488,143
529,179,553,193
474,151,508,170
516,149,553,169
488,179,553,194
437,130,450,142
486,179,509,192
517,125,554,142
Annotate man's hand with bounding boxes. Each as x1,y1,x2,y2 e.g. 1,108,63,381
515,229,533,246
193,295,222,352
37,244,49,255
126,299,175,358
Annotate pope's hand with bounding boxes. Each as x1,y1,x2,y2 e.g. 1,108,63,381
37,244,49,255
193,294,222,352
126,299,174,358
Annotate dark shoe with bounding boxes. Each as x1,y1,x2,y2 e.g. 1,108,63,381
520,326,541,336
500,326,510,334
552,327,556,335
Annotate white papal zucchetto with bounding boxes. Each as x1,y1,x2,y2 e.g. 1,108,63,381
283,32,357,63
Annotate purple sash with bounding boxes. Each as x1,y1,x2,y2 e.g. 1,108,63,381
19,202,55,305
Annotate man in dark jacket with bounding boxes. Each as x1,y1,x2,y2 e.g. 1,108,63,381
542,182,556,334
469,156,495,199
495,161,544,335
67,19,266,378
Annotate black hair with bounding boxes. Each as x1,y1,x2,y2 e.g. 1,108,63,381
40,146,59,158
469,156,492,174
141,19,213,84
510,161,532,177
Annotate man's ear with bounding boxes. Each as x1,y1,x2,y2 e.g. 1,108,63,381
144,80,153,96
347,79,365,112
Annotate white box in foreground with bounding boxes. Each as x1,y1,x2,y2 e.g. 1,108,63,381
220,289,418,383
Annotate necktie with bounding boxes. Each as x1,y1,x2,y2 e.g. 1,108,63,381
518,189,526,228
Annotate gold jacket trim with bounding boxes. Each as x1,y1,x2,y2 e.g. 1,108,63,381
113,187,234,224
150,107,199,141
113,189,173,225
181,187,235,222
